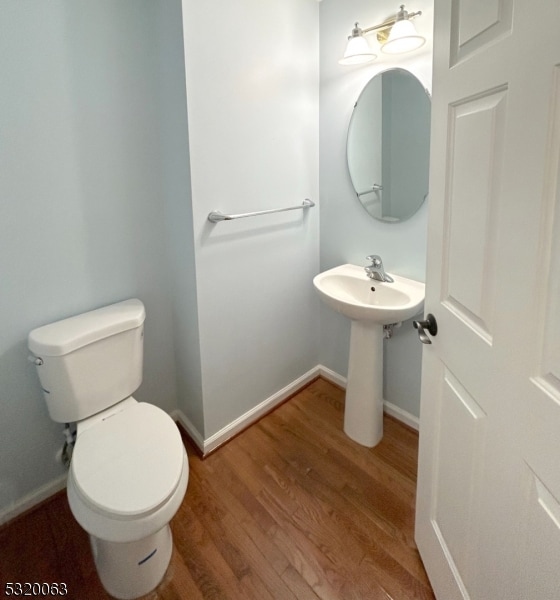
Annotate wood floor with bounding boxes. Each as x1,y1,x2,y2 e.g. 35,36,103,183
0,378,434,599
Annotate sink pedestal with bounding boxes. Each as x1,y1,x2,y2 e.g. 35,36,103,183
344,320,384,448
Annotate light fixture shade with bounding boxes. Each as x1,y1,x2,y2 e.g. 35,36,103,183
338,35,377,66
381,19,426,54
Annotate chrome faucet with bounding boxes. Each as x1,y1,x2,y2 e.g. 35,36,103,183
364,254,394,283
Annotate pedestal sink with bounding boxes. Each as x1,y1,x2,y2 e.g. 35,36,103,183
313,264,425,447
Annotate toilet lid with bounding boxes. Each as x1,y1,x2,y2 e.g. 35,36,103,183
71,403,184,518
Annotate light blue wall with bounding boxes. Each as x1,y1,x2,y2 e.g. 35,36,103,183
156,2,204,434
0,0,189,514
0,0,432,520
319,0,433,418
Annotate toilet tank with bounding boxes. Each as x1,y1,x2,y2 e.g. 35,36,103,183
28,299,146,423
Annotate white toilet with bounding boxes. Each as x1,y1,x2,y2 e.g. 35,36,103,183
28,299,189,600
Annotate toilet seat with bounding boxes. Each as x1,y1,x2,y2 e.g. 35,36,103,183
71,403,184,519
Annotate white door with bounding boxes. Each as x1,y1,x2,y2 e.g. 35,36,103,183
415,0,560,598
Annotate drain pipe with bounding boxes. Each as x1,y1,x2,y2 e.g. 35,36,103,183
61,423,76,468
383,322,402,339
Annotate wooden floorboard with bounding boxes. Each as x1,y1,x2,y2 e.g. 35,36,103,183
0,378,434,599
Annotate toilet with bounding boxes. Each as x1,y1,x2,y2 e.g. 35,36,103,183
28,299,188,600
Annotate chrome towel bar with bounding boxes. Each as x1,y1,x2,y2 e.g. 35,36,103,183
208,198,315,223
357,184,383,197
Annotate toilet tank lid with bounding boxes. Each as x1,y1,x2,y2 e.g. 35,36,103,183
28,299,145,357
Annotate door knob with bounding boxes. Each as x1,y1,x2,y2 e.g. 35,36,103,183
413,314,438,344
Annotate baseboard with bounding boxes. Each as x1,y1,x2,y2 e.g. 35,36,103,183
174,364,419,456
173,366,323,456
317,365,419,431
0,473,67,527
170,408,205,454
383,400,419,431
316,364,347,389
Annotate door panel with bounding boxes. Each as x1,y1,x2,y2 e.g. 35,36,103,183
520,470,560,599
433,369,487,588
443,87,507,342
450,0,513,66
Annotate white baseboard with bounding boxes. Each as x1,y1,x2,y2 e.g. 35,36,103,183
170,408,205,453
316,364,347,388
317,365,419,431
383,400,419,431
0,473,67,527
173,366,323,455
174,364,418,455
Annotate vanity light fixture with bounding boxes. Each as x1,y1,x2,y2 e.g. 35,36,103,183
338,4,425,66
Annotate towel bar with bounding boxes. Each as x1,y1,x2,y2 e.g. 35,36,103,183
208,198,315,223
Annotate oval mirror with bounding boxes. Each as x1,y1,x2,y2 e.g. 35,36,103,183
347,68,431,222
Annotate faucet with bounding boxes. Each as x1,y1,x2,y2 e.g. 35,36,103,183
364,254,394,283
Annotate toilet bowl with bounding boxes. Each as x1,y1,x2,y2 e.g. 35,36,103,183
67,399,189,599
28,299,188,599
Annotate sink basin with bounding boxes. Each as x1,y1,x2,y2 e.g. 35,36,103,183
313,263,425,325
